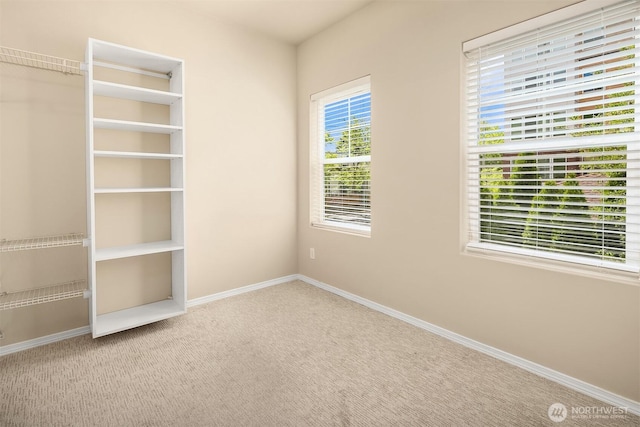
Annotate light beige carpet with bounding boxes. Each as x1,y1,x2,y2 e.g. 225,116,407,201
0,280,637,426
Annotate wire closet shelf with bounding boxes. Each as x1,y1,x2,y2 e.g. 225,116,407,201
0,46,82,75
0,280,87,311
0,233,85,252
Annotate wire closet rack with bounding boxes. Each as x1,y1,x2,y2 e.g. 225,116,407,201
0,280,87,311
0,233,87,318
0,233,85,252
0,46,87,341
0,46,83,75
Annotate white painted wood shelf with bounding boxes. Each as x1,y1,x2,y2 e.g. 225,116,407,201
94,299,185,337
95,241,184,262
93,80,182,105
94,187,183,194
93,118,181,134
94,150,182,160
86,38,186,338
0,280,87,311
92,41,179,75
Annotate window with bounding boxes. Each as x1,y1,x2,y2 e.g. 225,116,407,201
463,0,640,276
310,76,371,235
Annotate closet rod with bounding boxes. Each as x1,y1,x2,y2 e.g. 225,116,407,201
0,46,83,75
93,60,170,80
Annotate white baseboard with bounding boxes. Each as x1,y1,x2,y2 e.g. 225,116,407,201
296,274,640,416
186,274,299,308
0,326,91,357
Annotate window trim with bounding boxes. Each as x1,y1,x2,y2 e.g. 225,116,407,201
309,76,372,237
460,0,640,285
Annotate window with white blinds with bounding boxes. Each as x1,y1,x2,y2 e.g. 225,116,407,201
310,76,371,235
463,0,640,274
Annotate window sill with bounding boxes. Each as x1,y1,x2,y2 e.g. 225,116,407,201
463,243,640,287
310,222,371,238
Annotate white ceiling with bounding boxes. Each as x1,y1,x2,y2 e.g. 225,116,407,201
176,0,373,45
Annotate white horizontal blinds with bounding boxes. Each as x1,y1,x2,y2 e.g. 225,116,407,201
310,77,371,233
465,0,640,271
323,91,371,228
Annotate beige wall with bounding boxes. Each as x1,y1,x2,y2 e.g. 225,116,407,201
297,1,640,401
0,1,297,345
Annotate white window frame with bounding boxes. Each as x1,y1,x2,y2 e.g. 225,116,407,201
310,76,371,237
461,0,640,284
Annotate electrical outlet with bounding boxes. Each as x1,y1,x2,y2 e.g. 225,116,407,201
310,248,315,259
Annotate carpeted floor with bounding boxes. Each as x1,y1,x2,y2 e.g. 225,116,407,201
0,280,637,426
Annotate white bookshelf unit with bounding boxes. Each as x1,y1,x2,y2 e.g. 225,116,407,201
85,39,186,338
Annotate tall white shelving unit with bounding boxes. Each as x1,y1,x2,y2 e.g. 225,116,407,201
85,39,186,338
